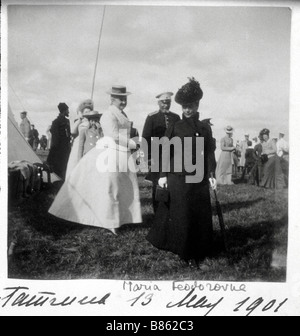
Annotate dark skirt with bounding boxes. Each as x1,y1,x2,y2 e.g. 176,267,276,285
260,155,286,189
47,145,70,180
249,160,263,186
146,174,213,262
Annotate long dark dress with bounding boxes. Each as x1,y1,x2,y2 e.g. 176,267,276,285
260,139,286,189
146,113,216,262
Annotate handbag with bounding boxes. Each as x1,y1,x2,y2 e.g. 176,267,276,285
261,154,268,164
155,185,170,203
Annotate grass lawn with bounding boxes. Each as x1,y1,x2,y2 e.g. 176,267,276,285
7,174,288,282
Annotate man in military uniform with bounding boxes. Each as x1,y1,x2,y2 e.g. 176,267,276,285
142,92,180,213
28,124,40,151
47,102,71,180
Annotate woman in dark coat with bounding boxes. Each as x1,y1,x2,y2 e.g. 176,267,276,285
47,103,71,180
260,128,286,189
146,78,217,267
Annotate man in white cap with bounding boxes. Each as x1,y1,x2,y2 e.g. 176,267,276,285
142,92,180,213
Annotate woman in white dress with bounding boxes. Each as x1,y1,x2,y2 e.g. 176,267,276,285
216,126,236,185
65,99,93,179
48,86,142,235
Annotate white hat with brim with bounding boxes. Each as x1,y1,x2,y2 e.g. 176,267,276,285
225,126,234,134
106,85,131,96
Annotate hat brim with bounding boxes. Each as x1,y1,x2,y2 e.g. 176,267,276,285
85,115,101,119
225,128,234,133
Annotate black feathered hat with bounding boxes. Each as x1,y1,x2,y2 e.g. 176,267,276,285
175,77,203,105
259,128,270,137
202,118,214,126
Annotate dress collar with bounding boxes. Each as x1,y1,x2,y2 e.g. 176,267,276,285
182,112,200,122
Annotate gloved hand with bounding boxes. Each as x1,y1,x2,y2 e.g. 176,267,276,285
209,177,217,190
158,177,168,189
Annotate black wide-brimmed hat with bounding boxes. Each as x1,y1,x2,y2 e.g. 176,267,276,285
84,110,102,120
175,77,203,105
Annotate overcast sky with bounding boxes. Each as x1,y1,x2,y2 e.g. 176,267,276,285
6,3,291,157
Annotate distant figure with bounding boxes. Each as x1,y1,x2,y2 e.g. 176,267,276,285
260,128,285,189
235,140,242,173
216,126,235,185
78,111,103,160
39,135,48,150
46,125,52,149
19,111,31,142
277,132,289,160
249,135,264,186
239,134,250,169
241,140,255,182
252,137,258,148
28,124,40,151
277,132,289,186
47,103,71,180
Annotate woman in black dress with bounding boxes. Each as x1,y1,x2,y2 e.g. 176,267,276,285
146,78,217,267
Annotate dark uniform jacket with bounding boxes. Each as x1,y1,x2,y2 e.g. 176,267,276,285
160,112,216,181
142,110,180,176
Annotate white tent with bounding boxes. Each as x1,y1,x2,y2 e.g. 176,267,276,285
8,104,61,182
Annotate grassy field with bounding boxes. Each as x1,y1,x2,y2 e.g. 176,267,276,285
7,174,288,282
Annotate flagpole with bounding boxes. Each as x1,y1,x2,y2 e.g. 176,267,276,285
91,6,106,101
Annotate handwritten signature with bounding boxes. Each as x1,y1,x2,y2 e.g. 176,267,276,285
0,287,111,308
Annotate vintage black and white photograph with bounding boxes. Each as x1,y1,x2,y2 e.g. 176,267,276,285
4,1,292,283
2,0,300,317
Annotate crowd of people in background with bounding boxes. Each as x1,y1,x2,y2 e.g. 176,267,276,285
14,78,289,270
216,127,289,189
19,111,49,152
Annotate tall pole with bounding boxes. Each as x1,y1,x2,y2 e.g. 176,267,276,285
91,6,106,101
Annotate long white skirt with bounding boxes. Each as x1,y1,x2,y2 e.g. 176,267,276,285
48,145,142,229
65,136,80,180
